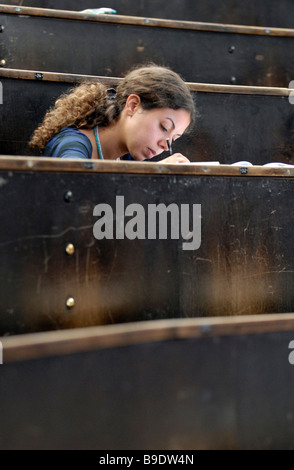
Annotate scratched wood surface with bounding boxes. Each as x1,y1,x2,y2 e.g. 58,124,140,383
3,0,294,28
1,6,294,86
1,315,294,449
0,158,293,335
0,70,293,165
1,156,294,177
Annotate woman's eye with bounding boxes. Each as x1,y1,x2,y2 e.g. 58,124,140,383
161,124,168,132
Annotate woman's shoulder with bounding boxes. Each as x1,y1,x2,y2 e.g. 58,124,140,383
43,127,93,159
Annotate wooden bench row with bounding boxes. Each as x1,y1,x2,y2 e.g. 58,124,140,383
0,5,294,86
3,0,294,28
0,68,293,165
1,314,294,449
0,156,293,336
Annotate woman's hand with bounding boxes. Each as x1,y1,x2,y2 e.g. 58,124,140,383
160,153,190,164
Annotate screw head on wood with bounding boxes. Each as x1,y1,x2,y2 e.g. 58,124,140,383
65,243,75,256
66,297,75,309
64,190,73,203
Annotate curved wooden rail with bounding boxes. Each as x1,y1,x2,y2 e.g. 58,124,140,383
1,4,294,37
3,0,294,29
2,313,294,363
0,156,293,177
0,67,292,97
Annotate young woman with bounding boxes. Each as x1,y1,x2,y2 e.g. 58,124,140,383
29,64,196,163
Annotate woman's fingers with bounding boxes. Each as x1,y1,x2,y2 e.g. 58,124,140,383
160,153,190,164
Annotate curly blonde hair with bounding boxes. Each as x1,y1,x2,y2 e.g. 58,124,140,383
30,64,196,151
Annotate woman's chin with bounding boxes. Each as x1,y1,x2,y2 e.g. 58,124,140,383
133,154,148,162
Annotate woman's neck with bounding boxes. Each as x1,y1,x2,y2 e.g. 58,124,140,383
98,121,128,160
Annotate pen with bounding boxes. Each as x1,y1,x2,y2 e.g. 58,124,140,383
167,139,173,156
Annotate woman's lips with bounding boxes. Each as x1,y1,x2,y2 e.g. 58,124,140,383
147,148,156,159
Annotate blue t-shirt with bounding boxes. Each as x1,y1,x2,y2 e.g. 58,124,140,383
42,127,134,160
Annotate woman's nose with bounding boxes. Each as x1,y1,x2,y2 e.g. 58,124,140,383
159,139,169,151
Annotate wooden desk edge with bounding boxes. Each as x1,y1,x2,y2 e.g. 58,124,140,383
1,4,294,37
2,313,294,364
0,156,293,177
0,68,292,97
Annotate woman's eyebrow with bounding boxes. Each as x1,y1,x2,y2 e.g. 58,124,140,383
166,117,182,138
166,117,175,129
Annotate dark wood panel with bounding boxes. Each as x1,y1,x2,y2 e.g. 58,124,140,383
0,159,293,335
0,7,294,86
0,72,293,165
1,317,294,449
3,0,294,28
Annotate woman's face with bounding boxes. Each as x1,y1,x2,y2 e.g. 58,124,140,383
123,96,191,161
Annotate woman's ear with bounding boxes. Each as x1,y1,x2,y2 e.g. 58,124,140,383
125,94,141,116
